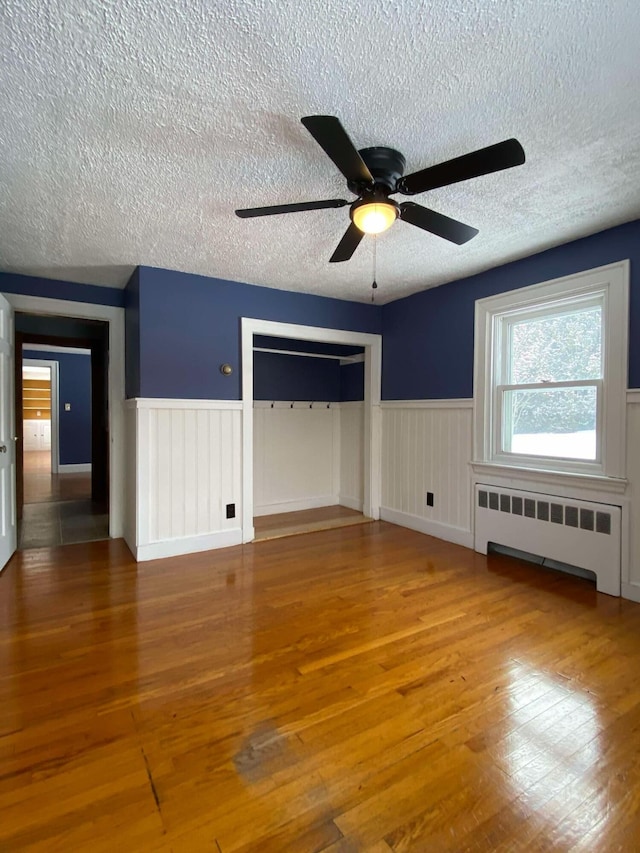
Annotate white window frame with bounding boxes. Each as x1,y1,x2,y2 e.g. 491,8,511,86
473,260,629,480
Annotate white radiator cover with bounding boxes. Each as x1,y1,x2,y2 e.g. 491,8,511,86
474,484,621,596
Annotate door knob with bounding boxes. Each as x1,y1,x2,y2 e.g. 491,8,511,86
0,445,6,453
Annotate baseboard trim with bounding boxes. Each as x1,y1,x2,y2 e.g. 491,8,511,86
380,506,474,549
135,528,243,562
253,496,339,517
621,582,640,603
339,495,364,512
59,463,92,473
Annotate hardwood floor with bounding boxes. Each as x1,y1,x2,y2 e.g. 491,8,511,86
23,450,91,504
19,451,108,548
1,523,640,851
254,505,373,541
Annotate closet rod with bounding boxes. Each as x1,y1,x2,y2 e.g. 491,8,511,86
253,346,362,363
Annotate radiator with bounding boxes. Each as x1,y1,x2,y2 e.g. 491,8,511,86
474,484,621,596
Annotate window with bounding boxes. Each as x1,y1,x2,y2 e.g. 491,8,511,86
500,298,603,461
474,261,629,478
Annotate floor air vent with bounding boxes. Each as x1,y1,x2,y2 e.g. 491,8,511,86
475,485,621,596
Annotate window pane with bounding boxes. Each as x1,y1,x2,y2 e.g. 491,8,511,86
503,386,597,460
509,307,602,383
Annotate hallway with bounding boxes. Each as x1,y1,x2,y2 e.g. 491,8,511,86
19,450,108,548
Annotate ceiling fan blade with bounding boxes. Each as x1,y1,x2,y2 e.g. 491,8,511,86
399,138,525,195
329,222,364,263
399,202,478,245
301,115,374,186
236,199,349,218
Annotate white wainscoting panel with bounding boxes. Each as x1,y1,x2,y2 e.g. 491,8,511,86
381,402,474,547
124,401,137,555
129,399,243,561
625,398,640,600
253,402,341,516
340,402,364,511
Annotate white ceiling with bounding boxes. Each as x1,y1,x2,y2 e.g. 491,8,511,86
1,1,639,304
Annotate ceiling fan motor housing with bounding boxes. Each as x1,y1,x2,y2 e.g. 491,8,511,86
348,146,407,194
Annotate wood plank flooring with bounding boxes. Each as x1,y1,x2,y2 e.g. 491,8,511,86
1,523,640,851
254,505,372,541
19,451,108,548
23,450,91,504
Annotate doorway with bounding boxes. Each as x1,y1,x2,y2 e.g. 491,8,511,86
22,359,57,498
16,327,110,549
241,318,382,544
0,291,125,571
250,333,371,541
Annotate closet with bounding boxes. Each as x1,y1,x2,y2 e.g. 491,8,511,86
252,335,366,532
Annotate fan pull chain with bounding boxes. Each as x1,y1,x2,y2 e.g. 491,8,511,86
371,235,378,303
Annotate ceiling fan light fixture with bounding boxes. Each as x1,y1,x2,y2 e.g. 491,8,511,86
352,200,397,235
238,115,525,262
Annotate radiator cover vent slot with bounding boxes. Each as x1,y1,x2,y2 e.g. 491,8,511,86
550,503,563,524
596,512,612,535
565,505,579,527
477,488,612,535
474,484,621,597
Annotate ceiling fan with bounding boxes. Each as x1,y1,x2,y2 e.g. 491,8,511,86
236,115,525,263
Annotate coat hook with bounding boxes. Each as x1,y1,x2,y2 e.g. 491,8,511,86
309,401,313,409
290,401,294,408
271,401,274,408
327,402,331,409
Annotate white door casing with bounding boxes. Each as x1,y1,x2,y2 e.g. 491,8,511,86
3,293,125,539
241,318,382,543
0,293,16,572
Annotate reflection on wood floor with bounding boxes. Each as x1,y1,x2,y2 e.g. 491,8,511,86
20,450,108,548
23,449,92,503
253,504,372,541
2,522,640,850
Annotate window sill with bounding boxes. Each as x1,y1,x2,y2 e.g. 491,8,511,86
470,461,628,497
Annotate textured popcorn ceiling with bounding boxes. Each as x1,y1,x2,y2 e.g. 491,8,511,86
1,1,640,303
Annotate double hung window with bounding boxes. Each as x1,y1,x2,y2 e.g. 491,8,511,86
474,262,628,478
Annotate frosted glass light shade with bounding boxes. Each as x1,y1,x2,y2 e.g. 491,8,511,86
352,201,397,234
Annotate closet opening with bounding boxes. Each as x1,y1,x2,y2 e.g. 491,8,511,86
241,319,382,544
252,334,371,541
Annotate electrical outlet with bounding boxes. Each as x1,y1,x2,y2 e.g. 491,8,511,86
426,492,434,507
226,503,236,519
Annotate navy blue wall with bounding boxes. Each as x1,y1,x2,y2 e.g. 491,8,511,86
7,219,639,405
340,362,364,402
254,352,340,401
23,349,92,465
382,220,640,400
137,267,381,399
124,268,141,398
0,273,124,307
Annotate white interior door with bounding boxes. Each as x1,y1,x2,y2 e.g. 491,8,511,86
0,293,16,571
